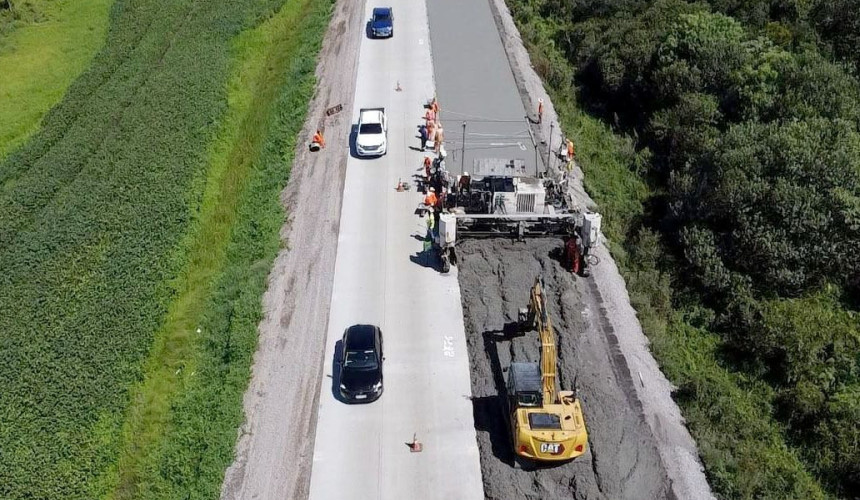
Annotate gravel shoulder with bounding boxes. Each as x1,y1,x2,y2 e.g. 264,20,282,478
219,0,365,498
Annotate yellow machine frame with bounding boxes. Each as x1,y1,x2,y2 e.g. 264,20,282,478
508,277,588,461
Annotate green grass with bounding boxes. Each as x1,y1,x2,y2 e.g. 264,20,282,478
506,2,831,498
0,0,113,159
0,0,323,497
105,1,331,497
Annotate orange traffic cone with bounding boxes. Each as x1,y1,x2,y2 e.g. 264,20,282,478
408,433,423,453
396,178,404,192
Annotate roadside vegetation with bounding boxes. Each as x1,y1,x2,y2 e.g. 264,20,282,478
506,0,860,498
0,0,113,159
0,0,331,498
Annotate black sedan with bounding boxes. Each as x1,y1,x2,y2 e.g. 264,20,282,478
338,325,384,403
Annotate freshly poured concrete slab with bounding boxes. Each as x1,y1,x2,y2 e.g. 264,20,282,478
306,1,484,499
427,0,540,176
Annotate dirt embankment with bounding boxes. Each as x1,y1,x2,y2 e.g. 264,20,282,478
457,238,671,500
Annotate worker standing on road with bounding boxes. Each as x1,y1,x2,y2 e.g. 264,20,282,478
424,156,432,180
424,187,438,230
537,99,544,124
427,121,436,150
458,171,471,194
424,108,436,127
431,97,440,119
419,125,428,150
434,126,444,154
312,129,325,149
424,187,438,208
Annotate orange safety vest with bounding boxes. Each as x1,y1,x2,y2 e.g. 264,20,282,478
313,131,324,146
424,192,437,207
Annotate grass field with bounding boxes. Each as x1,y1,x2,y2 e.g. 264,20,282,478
0,0,332,497
107,0,331,497
0,0,113,159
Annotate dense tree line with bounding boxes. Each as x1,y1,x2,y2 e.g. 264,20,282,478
510,0,860,496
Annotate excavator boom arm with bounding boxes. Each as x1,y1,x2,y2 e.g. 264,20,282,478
529,278,557,405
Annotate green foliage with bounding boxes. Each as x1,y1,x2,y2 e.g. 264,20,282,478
655,316,828,500
0,0,328,497
674,119,860,297
811,0,860,73
103,0,332,497
757,291,860,490
0,0,113,159
507,0,860,496
118,1,332,497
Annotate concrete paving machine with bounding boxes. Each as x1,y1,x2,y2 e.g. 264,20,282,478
420,158,601,274
505,277,588,462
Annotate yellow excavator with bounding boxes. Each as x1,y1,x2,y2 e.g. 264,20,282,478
505,277,588,461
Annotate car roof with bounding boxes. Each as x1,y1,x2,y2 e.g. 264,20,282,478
373,7,392,15
345,324,378,351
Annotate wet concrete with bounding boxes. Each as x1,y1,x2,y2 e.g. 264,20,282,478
427,0,540,176
457,238,671,500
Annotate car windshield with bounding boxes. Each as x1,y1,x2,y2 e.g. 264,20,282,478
360,123,383,135
344,349,378,369
374,11,390,21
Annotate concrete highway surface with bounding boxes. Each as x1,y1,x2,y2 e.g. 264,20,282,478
428,0,540,176
306,1,484,499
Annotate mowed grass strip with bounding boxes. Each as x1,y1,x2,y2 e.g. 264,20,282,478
107,0,327,497
0,0,294,497
0,0,113,159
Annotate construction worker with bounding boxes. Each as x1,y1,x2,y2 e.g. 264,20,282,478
434,126,444,154
565,234,582,275
424,187,438,208
427,120,436,150
424,156,432,179
434,187,446,227
424,108,436,127
458,171,471,193
431,97,440,118
419,124,428,150
312,129,325,149
537,98,544,124
566,138,575,172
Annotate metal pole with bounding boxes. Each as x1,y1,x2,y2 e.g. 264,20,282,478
526,115,538,176
461,121,466,174
547,122,554,174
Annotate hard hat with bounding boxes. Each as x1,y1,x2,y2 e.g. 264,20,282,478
429,187,435,192
463,172,469,176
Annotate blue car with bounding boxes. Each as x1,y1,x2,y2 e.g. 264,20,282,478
370,7,394,38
